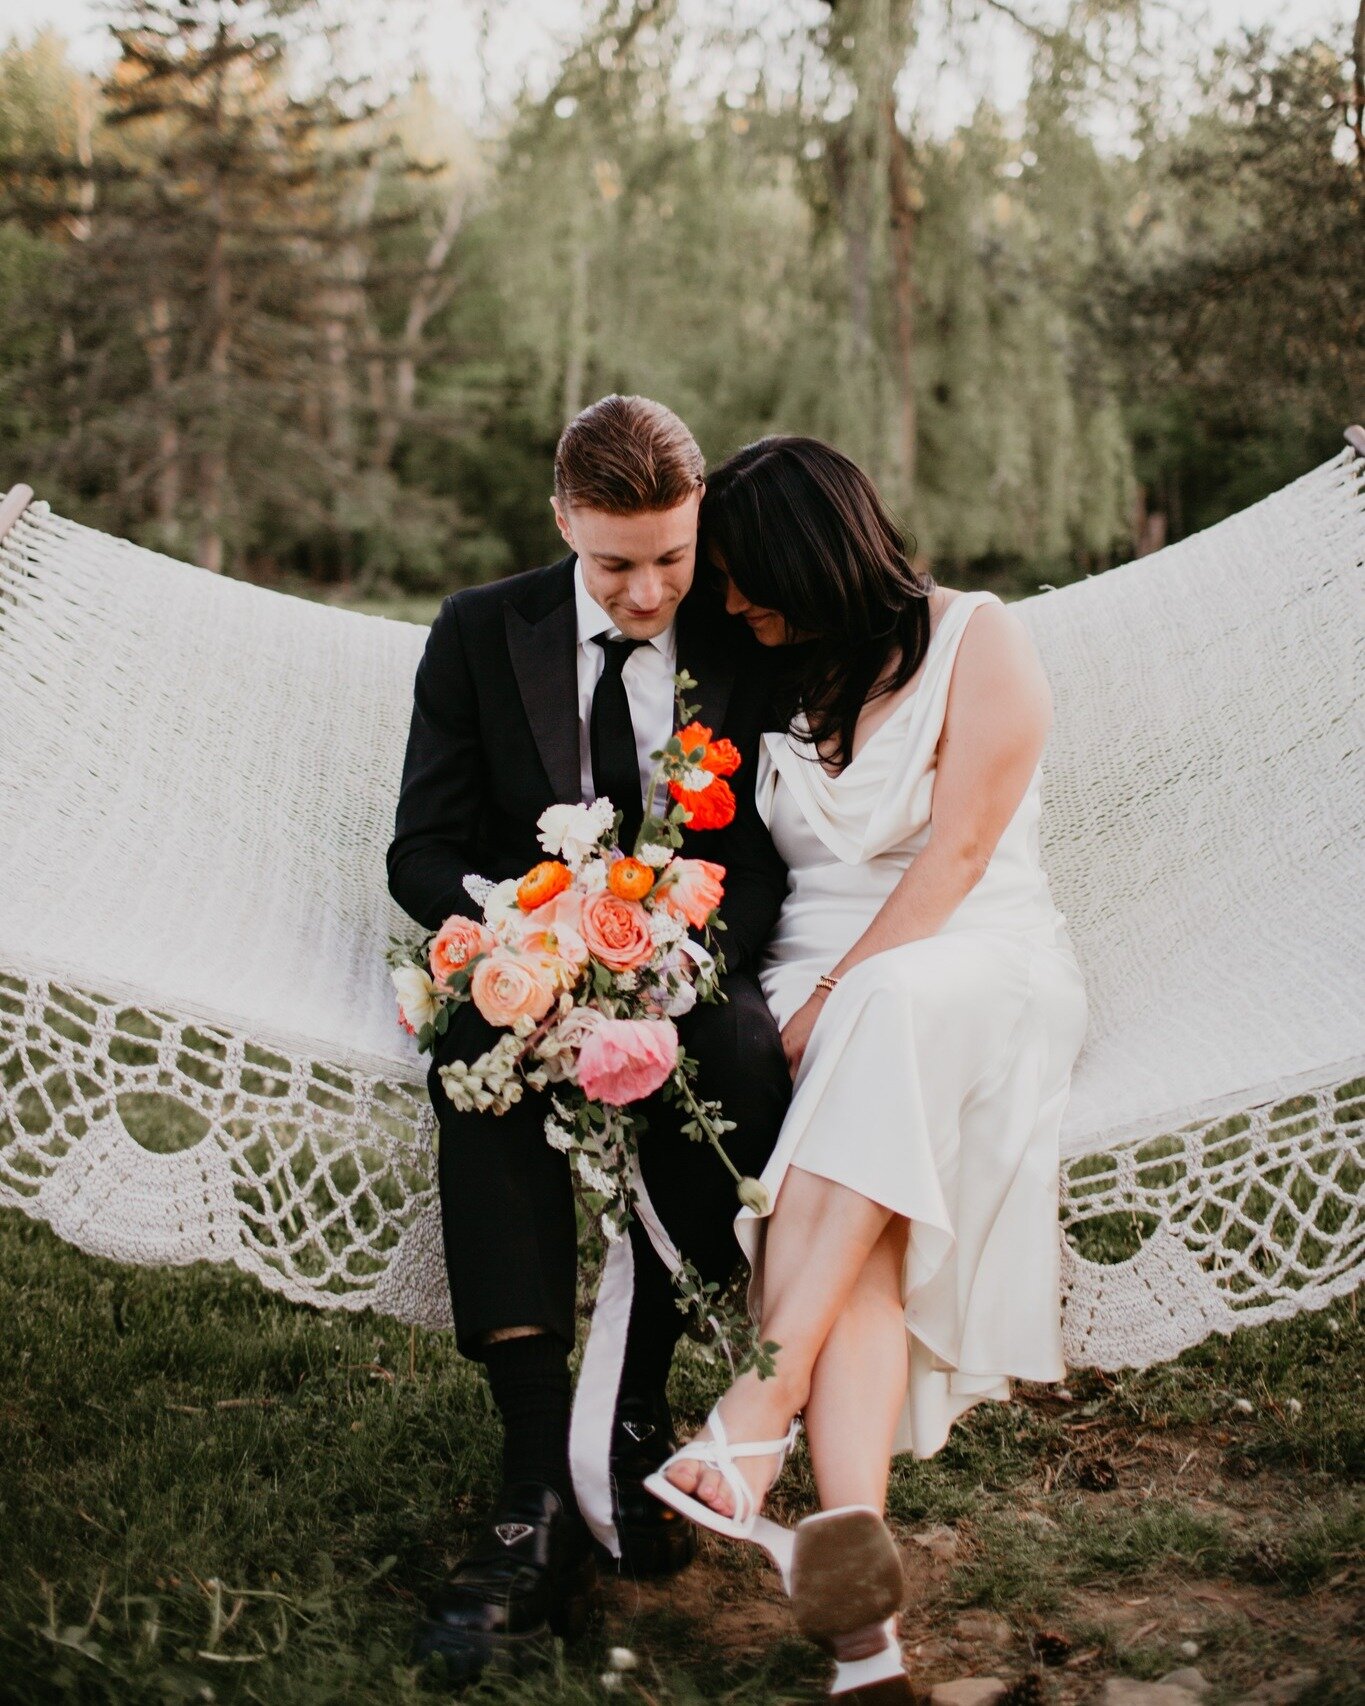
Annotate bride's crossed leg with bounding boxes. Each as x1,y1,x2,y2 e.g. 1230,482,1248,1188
663,1165,911,1519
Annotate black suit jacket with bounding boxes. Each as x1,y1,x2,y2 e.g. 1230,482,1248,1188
386,554,788,976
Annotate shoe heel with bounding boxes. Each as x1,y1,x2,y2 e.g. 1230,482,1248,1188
789,1507,905,1651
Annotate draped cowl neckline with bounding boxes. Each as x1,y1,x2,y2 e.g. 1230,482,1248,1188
756,590,1003,865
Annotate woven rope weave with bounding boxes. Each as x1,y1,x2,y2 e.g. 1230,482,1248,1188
2,449,1362,1368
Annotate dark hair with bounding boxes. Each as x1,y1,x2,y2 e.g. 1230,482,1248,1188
554,394,705,514
698,436,933,772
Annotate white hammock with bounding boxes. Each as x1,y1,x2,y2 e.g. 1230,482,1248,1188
1,446,1362,1374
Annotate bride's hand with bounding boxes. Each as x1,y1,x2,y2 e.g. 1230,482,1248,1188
780,992,827,1079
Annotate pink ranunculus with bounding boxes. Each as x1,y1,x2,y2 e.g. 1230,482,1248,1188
656,858,727,930
429,915,495,986
469,948,557,1028
576,1018,680,1105
579,890,655,972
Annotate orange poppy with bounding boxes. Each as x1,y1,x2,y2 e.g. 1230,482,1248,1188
669,776,736,831
673,721,741,779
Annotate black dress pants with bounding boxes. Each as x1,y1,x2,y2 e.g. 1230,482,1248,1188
427,974,790,1360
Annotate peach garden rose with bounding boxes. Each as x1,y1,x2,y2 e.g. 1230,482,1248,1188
469,948,557,1028
579,890,654,972
429,916,495,986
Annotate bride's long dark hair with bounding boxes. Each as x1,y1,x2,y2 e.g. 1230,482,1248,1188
698,436,934,773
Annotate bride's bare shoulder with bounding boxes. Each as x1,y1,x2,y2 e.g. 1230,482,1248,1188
948,593,1051,714
924,584,965,639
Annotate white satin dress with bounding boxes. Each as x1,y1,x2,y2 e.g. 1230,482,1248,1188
733,591,1089,1458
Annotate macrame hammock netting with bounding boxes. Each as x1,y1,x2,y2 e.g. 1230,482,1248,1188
1,446,1362,1379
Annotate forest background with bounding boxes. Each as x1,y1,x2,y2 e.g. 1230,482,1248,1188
1,0,1362,604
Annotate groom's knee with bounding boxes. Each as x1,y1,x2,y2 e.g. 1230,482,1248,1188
677,975,790,1164
684,975,785,1078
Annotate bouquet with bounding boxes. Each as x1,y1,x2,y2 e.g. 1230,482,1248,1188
387,672,774,1374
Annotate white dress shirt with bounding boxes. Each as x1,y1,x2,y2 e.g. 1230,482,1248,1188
573,558,678,813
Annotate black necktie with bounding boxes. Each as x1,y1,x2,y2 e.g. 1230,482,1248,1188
590,635,645,853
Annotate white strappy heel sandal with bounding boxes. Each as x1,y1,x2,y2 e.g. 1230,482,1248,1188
642,1403,802,1584
789,1506,913,1701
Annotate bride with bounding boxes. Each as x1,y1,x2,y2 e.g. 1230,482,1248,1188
645,436,1089,1702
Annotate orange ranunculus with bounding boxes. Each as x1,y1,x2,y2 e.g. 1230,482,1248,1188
430,916,496,986
669,775,736,831
517,859,573,911
608,857,655,902
469,948,557,1028
657,858,726,929
580,890,655,972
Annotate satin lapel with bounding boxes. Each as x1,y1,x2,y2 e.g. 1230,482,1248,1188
505,592,581,803
675,592,737,737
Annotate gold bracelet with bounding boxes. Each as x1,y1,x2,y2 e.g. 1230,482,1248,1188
814,973,841,997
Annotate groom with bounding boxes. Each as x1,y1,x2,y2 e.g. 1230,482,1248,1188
386,394,791,1684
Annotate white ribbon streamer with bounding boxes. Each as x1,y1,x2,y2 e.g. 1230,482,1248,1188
567,1154,689,1557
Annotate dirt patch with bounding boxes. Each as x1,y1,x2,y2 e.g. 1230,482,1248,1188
592,1411,1363,1703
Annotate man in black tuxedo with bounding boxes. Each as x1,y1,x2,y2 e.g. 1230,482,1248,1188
386,394,790,1685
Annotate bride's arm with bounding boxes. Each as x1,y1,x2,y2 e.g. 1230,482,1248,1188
780,601,1053,1075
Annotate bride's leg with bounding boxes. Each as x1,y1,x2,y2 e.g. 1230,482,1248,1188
664,1167,893,1517
803,1215,911,1513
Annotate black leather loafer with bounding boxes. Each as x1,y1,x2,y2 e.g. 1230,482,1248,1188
410,1480,600,1687
607,1389,698,1579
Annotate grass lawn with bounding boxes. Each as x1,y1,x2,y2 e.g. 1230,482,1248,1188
0,1202,1360,1705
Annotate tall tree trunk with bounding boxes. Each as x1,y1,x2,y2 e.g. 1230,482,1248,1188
140,293,181,537
829,130,874,362
1353,0,1365,171
373,174,467,469
197,38,230,575
885,94,918,503
562,196,591,426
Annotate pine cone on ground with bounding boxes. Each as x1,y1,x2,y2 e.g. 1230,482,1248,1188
1001,1670,1048,1705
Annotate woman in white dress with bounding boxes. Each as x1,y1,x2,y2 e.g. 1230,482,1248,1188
645,437,1089,1702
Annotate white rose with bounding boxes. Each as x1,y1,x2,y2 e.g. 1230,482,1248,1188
679,765,715,792
391,963,437,1032
537,800,614,868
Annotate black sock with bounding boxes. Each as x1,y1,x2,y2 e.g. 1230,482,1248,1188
618,1224,684,1406
480,1332,574,1504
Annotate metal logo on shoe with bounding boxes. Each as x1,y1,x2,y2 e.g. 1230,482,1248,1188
494,1522,534,1547
622,1420,655,1443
